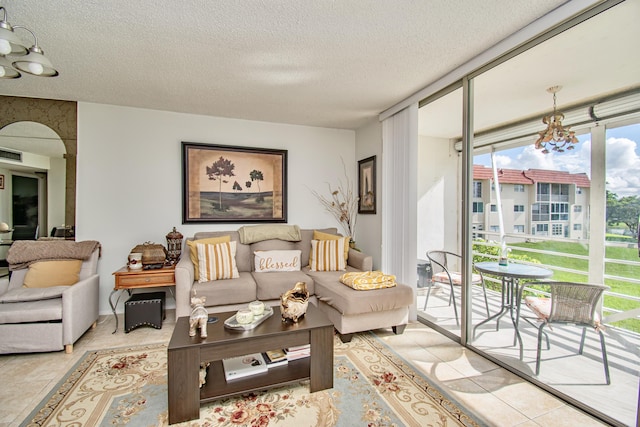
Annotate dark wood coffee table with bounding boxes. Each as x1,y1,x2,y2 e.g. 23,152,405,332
167,304,334,424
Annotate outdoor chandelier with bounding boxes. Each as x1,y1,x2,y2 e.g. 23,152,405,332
534,86,578,154
0,6,58,79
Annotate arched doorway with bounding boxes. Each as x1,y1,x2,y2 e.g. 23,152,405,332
0,96,77,227
0,121,67,238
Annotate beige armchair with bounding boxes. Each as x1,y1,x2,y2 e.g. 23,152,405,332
0,241,100,354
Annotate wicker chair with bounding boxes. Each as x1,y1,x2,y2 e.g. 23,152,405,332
519,281,610,384
424,250,490,325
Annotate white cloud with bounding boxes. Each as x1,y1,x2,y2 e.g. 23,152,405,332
552,139,591,176
511,145,556,170
492,154,512,168
604,137,640,197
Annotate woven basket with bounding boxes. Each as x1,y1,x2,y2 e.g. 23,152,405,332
131,242,167,267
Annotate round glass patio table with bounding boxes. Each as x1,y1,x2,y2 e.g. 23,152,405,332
472,262,553,359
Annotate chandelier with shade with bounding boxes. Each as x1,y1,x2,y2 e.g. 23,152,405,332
0,6,58,79
534,86,578,154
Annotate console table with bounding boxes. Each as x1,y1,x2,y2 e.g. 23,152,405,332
109,265,175,333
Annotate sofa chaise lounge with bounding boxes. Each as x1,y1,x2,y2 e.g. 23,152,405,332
175,226,413,341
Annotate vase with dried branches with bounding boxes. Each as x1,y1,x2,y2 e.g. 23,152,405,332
310,162,359,246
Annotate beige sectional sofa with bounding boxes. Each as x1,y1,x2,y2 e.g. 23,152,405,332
174,227,413,341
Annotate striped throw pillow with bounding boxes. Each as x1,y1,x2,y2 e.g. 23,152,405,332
196,241,240,282
309,239,346,271
187,235,231,280
313,230,350,262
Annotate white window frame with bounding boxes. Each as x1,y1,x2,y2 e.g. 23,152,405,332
473,181,482,198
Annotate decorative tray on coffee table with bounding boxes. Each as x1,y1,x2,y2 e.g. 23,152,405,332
224,306,274,330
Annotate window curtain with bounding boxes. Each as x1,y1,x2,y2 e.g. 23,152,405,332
381,103,419,320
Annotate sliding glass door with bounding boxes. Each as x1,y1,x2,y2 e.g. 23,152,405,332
417,86,464,339
417,2,639,424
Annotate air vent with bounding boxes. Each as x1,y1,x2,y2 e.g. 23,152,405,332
0,148,22,162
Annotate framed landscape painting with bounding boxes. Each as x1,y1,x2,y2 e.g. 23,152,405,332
182,142,287,223
358,156,376,214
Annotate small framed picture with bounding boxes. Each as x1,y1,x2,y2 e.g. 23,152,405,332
0,174,4,190
358,156,376,214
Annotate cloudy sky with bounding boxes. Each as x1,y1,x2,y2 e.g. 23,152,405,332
475,123,640,198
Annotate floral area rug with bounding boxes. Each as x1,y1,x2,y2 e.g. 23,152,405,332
22,333,486,427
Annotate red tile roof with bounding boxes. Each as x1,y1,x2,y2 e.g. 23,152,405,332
472,165,534,184
473,165,590,187
524,169,591,187
473,165,494,180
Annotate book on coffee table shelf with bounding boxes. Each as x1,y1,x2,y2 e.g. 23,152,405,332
262,349,288,368
285,344,311,361
222,353,268,381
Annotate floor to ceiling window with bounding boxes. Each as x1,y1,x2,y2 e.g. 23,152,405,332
417,86,465,339
417,1,639,425
603,122,640,335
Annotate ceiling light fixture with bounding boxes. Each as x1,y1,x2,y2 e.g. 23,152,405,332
0,6,58,79
534,86,578,154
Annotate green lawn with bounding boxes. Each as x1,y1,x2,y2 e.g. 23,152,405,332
508,241,640,332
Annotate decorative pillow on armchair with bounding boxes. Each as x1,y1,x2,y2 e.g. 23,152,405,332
254,250,301,272
309,239,346,271
23,260,83,288
196,241,239,282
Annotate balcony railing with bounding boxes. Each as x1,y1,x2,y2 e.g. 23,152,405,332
473,231,640,327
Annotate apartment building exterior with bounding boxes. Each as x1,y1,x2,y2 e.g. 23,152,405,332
472,165,591,241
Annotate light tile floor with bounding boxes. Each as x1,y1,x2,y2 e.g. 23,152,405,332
0,311,611,427
417,284,639,426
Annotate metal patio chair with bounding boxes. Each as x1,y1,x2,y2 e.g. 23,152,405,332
519,280,610,385
424,250,490,325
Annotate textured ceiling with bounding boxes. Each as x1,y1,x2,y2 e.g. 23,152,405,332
0,0,567,130
419,0,640,139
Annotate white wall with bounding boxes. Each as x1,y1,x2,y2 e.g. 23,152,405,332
1,151,51,170
47,157,66,230
355,118,383,269
76,103,356,315
417,135,459,259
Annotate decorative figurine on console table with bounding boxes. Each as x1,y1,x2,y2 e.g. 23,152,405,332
189,295,208,338
165,227,184,265
280,282,309,323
